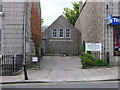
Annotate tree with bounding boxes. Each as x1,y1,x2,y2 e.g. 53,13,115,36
31,2,42,57
63,2,80,26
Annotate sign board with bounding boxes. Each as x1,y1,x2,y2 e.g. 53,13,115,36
85,43,102,59
106,14,120,25
85,43,102,52
32,57,38,62
112,17,120,25
106,14,112,24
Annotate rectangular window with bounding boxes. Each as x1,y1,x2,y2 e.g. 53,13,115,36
52,29,57,38
66,29,71,38
59,29,64,38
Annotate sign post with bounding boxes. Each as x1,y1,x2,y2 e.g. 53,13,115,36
85,43,102,59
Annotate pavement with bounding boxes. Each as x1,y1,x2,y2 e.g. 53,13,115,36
0,56,119,84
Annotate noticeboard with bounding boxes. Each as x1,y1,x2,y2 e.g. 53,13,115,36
85,43,102,52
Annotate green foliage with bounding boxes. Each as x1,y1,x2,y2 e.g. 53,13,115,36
80,53,108,67
81,40,85,53
80,56,93,66
81,52,96,60
63,2,80,26
92,60,108,66
35,47,40,57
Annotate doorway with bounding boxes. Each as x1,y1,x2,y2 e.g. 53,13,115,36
113,26,120,56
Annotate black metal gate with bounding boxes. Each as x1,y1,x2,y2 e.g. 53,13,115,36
0,54,23,76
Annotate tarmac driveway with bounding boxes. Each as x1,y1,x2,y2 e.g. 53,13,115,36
40,56,82,70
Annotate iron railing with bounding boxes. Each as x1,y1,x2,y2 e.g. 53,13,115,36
0,54,23,76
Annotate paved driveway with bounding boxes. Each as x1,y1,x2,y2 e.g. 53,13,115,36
1,56,118,83
40,56,82,70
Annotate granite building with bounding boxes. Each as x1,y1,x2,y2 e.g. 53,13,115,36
0,1,41,63
75,0,120,65
42,15,81,56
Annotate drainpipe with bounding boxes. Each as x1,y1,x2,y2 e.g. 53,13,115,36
23,1,28,80
23,1,27,64
102,2,105,60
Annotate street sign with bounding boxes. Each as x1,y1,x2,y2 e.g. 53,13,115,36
106,14,112,24
106,14,120,25
112,17,120,25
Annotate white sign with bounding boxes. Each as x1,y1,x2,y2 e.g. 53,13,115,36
86,43,101,52
32,57,38,62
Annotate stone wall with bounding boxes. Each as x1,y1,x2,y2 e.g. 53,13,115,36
75,2,103,43
1,2,41,64
2,2,24,55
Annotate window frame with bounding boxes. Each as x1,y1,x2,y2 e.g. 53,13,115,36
59,29,64,38
52,29,57,38
65,29,71,38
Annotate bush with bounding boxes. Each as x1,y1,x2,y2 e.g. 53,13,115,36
92,60,108,66
80,53,108,67
81,53,96,60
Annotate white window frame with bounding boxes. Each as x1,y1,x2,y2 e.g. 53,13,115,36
59,29,64,38
52,29,57,38
65,29,71,38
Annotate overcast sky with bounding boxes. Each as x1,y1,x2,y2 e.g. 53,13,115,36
40,0,84,26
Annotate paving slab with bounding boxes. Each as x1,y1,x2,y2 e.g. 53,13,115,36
1,56,119,83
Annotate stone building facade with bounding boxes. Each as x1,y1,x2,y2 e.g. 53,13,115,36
75,0,120,65
0,1,41,63
43,15,81,56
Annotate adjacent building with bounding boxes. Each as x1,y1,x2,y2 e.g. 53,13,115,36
0,1,41,63
75,0,120,65
42,15,81,56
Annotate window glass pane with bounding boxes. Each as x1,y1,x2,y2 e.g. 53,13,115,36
59,29,64,37
66,29,70,38
53,29,57,38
